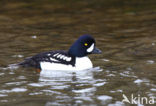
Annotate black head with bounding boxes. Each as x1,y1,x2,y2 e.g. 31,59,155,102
68,34,102,57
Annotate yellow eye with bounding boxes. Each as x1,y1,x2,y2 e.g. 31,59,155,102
84,43,88,46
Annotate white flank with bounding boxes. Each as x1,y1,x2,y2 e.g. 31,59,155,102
40,56,93,72
87,43,94,53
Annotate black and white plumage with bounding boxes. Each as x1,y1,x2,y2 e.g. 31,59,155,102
19,34,102,71
19,51,76,69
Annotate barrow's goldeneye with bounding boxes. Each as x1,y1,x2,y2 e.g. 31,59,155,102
19,34,102,71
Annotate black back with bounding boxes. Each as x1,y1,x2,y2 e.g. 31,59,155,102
19,51,76,69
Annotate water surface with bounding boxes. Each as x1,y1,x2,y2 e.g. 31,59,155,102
0,0,156,106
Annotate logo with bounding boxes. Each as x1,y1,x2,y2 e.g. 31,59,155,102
122,94,155,105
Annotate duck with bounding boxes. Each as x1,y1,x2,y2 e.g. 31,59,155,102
19,34,102,72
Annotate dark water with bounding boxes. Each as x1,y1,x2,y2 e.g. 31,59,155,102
0,0,156,106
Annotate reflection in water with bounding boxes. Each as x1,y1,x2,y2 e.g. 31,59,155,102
38,67,103,87
37,67,109,105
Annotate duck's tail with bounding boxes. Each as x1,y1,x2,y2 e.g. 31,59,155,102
18,57,37,68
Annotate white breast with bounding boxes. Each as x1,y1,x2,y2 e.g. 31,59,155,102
75,56,93,70
40,56,93,72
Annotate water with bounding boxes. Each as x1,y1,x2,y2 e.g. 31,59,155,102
0,0,156,106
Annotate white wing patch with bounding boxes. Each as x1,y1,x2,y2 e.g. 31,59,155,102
57,54,61,58
53,53,59,57
59,55,64,59
63,56,67,60
66,57,72,61
87,43,94,52
51,53,72,62
50,57,59,62
47,54,51,56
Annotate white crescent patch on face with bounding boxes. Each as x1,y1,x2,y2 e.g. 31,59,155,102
87,43,94,53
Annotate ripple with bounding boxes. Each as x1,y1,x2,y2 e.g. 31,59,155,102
74,96,93,101
12,54,23,58
72,87,96,93
150,88,156,92
106,74,115,77
134,79,150,85
0,73,4,76
0,88,27,93
29,92,43,95
45,102,61,106
5,81,27,86
0,64,19,71
31,35,37,39
97,95,112,105
97,95,112,100
51,85,70,89
28,83,45,87
42,90,61,95
0,94,7,97
103,59,110,62
17,76,26,79
11,88,27,92
120,71,137,78
134,79,143,84
0,100,8,102
152,43,155,46
110,89,123,93
108,101,125,106
147,60,155,64
93,82,107,87
75,100,83,104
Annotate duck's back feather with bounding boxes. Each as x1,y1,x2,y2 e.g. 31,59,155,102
18,51,76,69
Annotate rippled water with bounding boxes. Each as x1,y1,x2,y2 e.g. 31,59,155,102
0,0,156,106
